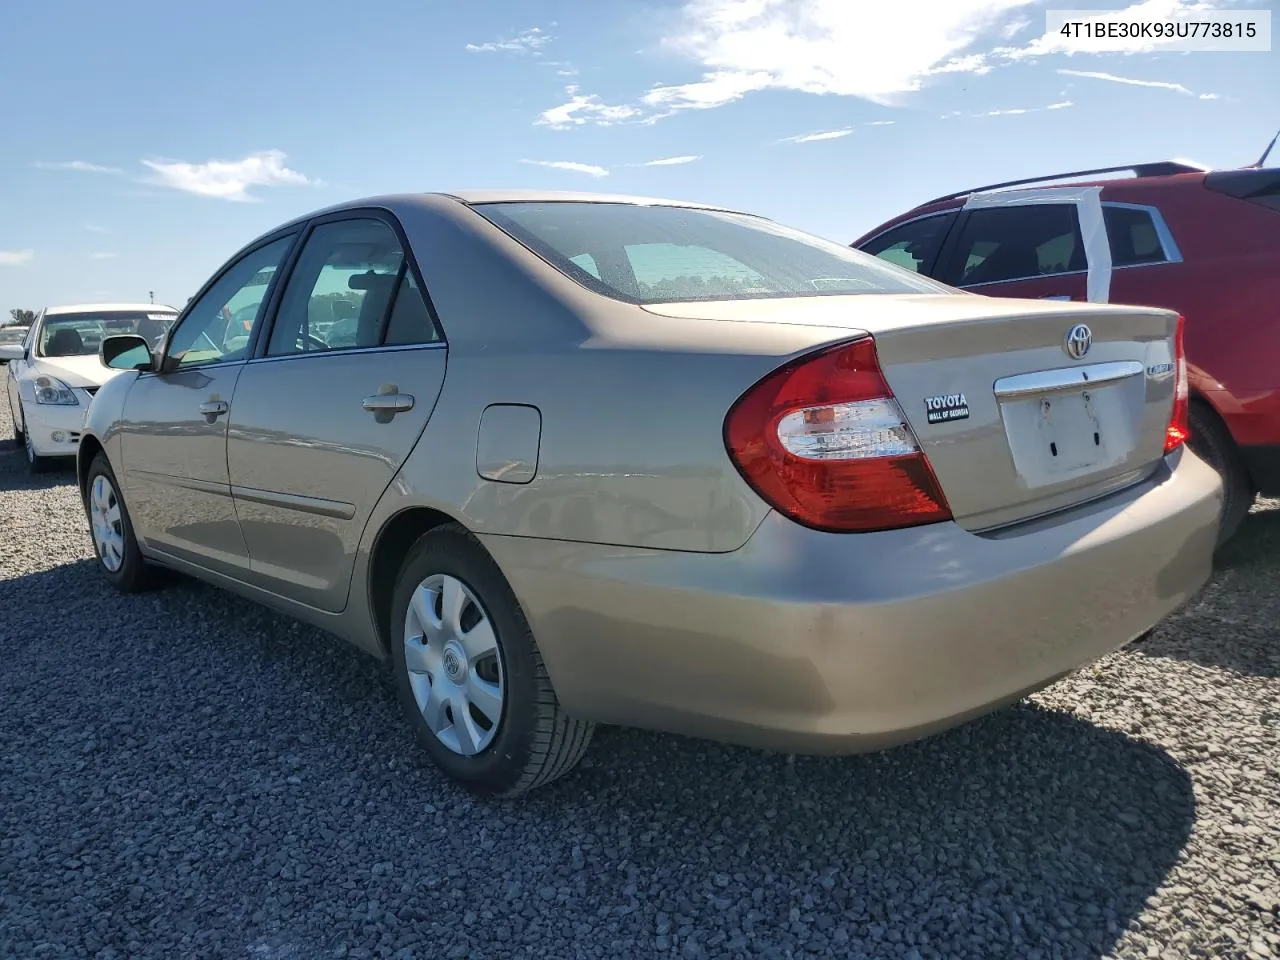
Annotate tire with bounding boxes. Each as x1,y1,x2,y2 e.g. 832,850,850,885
21,403,55,473
83,452,165,593
389,523,594,798
1188,401,1254,548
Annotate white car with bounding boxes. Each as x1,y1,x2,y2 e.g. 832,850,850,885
2,303,179,472
0,325,30,362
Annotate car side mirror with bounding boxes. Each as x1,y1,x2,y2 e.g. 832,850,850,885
100,334,155,372
0,343,23,362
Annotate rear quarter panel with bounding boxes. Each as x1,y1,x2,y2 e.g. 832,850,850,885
368,197,842,554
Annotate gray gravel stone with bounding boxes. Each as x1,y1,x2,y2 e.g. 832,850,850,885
1,399,1278,959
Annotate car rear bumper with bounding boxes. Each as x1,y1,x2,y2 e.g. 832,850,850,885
480,446,1223,754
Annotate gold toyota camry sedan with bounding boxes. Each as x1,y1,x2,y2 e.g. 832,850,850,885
79,191,1222,797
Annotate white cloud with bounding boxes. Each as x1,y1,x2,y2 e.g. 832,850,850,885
467,27,551,54
638,69,775,116
539,0,1233,127
520,159,609,177
948,100,1075,120
0,250,34,267
89,252,118,260
142,149,317,201
536,86,642,129
1057,68,1193,95
1199,92,1222,100
538,60,580,77
643,155,703,166
778,127,854,143
33,160,122,174
866,120,896,126
84,223,110,234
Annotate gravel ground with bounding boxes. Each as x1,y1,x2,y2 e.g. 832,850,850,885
1,397,1278,960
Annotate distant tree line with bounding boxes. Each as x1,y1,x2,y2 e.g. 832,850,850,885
3,308,36,327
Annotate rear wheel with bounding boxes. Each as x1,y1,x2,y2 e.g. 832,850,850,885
389,524,594,798
1188,401,1254,547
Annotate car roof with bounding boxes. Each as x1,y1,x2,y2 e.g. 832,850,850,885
914,159,1211,208
258,190,749,239
851,159,1216,246
436,189,737,209
44,302,179,316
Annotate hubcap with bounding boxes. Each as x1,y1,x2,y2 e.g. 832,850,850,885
89,474,126,572
403,573,505,757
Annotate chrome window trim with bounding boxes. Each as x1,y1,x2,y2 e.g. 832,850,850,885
1101,201,1183,265
244,341,447,366
961,268,1089,290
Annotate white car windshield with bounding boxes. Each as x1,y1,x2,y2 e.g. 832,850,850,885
471,201,955,304
37,311,177,358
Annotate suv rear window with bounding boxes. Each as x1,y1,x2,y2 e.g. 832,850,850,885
472,202,953,304
1103,205,1173,266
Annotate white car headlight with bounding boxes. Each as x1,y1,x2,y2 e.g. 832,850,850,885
32,375,79,405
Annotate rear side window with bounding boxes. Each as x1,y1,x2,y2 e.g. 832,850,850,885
941,204,1085,286
471,201,953,304
1103,205,1174,267
267,219,405,355
858,212,957,275
265,217,442,356
383,272,440,346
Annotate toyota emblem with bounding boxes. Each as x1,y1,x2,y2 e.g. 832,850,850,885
1064,323,1092,360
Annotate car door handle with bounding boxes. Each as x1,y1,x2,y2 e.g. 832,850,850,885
199,400,229,420
362,393,415,413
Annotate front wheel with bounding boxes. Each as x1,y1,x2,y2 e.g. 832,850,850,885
21,404,55,473
84,453,165,592
389,524,594,798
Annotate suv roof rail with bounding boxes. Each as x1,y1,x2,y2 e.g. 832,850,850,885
920,159,1212,207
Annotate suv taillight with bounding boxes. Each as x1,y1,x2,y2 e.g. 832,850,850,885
1165,313,1189,453
724,336,952,533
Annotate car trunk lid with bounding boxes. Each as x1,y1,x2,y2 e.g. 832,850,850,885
643,294,1181,531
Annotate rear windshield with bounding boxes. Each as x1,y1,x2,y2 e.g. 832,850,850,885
38,311,178,357
471,201,954,304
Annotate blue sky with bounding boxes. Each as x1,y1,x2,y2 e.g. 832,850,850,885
1,0,1275,313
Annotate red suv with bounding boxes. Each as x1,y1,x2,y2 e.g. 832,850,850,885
852,159,1280,545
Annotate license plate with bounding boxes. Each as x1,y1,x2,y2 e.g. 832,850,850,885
1002,388,1109,484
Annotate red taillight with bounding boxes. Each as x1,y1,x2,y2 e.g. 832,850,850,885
724,336,953,533
1164,313,1189,453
